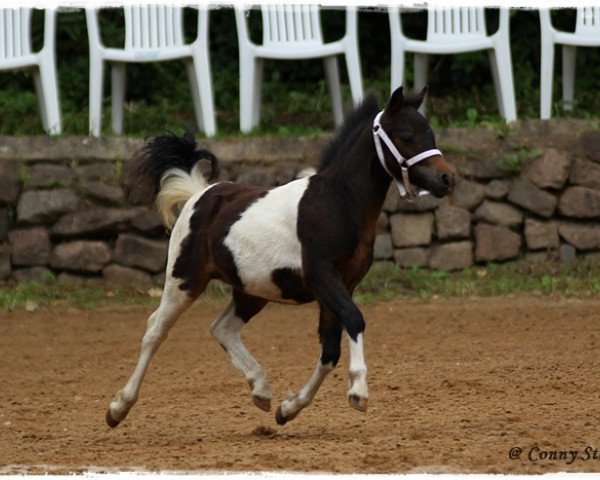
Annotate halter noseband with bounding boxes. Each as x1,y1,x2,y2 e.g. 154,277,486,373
372,110,442,198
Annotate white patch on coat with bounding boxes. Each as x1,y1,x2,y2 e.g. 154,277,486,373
165,183,220,288
224,177,310,302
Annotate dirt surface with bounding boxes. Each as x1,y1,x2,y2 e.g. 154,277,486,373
1,295,600,474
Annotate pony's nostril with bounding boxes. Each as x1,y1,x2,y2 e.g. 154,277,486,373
440,173,454,188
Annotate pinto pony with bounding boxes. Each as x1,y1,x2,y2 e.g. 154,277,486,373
106,86,455,428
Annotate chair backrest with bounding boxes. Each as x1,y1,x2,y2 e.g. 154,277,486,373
0,8,32,61
123,5,185,50
426,7,487,42
261,5,324,47
575,7,600,36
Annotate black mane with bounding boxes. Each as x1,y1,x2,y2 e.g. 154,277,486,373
318,93,380,172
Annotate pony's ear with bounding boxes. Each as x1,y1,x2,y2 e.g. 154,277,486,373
403,86,428,110
387,86,404,115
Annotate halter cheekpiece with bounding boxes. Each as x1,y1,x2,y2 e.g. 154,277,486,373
372,110,442,198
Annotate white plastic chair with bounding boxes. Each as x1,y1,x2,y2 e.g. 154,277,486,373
234,5,363,133
85,6,216,137
388,6,517,122
0,8,61,135
540,7,600,119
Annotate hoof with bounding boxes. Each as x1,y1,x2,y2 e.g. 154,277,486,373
348,394,368,412
252,395,272,412
105,409,121,428
275,406,298,426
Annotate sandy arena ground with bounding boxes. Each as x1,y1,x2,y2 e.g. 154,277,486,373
1,295,600,474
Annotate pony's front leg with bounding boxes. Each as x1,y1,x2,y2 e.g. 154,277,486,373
210,293,272,411
347,332,368,411
276,308,342,425
305,265,370,412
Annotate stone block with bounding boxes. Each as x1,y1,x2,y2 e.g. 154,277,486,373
376,212,389,235
17,189,81,225
474,223,521,262
130,207,165,237
373,233,393,260
52,207,141,237
82,181,125,206
560,244,577,264
389,213,434,247
558,222,600,250
520,148,571,189
524,218,559,250
453,155,505,180
12,267,52,283
485,179,511,200
581,132,600,163
8,227,51,266
114,234,168,273
103,264,154,287
383,184,400,212
558,186,600,218
450,177,486,210
76,162,116,182
397,194,442,212
0,243,10,280
429,241,473,271
435,205,471,240
0,208,10,242
569,159,600,190
393,247,429,268
235,166,275,187
474,200,523,227
26,163,76,188
0,160,21,205
50,241,111,273
507,179,556,218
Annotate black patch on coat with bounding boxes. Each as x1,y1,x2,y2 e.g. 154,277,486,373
272,268,315,304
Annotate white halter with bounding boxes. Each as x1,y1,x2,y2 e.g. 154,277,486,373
372,110,442,198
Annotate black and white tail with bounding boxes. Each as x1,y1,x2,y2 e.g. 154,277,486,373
127,131,218,229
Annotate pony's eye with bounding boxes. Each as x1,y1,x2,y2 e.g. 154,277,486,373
399,133,413,143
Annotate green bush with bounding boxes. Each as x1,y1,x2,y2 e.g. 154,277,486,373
2,7,599,137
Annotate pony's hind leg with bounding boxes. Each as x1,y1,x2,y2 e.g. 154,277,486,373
275,308,341,425
210,291,271,411
106,281,197,428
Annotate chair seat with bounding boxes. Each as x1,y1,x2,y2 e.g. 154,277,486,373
0,8,61,135
235,5,363,133
86,6,216,137
388,6,516,123
539,7,600,119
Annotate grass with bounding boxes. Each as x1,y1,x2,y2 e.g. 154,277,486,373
2,260,600,312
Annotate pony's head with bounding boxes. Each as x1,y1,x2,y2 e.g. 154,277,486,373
374,86,455,198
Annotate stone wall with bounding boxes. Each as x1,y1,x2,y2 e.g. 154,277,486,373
1,120,599,286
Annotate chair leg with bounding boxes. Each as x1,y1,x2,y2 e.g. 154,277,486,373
32,72,49,133
414,53,429,117
239,52,260,133
35,54,62,135
111,62,126,135
489,46,517,122
488,49,505,118
252,58,263,129
562,45,576,112
540,41,555,120
324,56,343,127
188,49,217,137
344,46,363,104
89,53,104,137
390,45,404,94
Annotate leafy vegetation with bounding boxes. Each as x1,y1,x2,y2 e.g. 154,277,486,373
3,8,600,137
2,260,600,312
